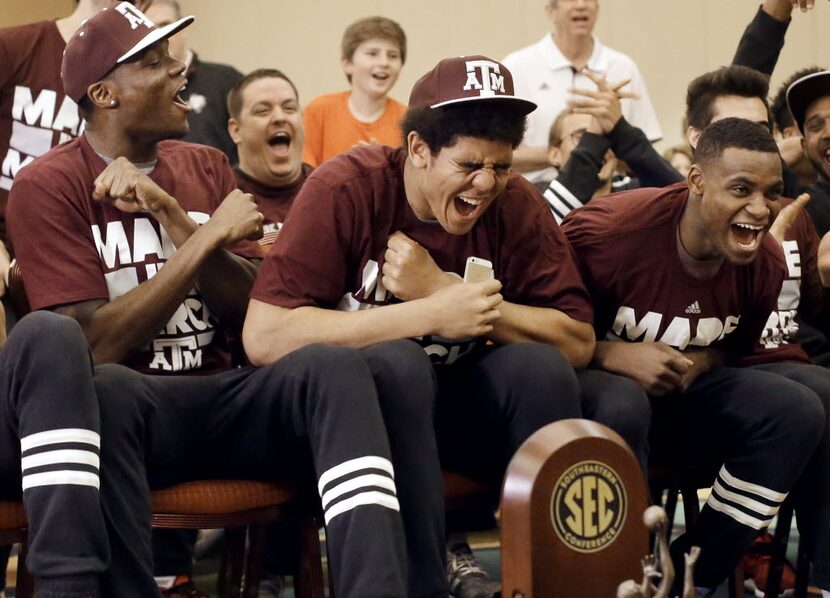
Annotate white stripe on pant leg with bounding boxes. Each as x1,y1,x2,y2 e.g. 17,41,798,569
317,456,395,495
323,490,400,525
20,428,100,452
321,473,397,510
712,480,781,519
719,466,787,503
22,470,100,491
21,449,100,472
705,494,773,530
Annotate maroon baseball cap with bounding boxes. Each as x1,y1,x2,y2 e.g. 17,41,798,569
62,1,194,103
409,55,536,115
787,70,830,135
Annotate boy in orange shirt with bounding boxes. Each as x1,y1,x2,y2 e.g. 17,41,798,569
302,16,407,166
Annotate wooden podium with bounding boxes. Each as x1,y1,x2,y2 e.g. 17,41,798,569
501,419,649,598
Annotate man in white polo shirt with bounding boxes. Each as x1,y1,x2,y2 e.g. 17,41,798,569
503,0,661,181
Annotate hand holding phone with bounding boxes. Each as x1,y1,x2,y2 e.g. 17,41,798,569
464,256,494,283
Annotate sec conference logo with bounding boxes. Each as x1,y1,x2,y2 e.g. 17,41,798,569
551,460,627,553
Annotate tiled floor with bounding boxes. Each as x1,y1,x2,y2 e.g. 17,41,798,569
3,506,822,596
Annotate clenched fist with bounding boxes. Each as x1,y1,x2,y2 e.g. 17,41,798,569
203,189,264,246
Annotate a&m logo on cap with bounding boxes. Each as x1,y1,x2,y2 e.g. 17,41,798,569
115,2,154,30
550,460,627,553
463,60,506,98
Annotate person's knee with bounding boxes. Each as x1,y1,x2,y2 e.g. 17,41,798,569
94,364,145,432
363,340,436,413
9,311,86,357
781,385,825,450
592,376,651,441
503,343,580,411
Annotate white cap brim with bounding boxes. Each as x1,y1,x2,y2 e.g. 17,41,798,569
117,15,194,64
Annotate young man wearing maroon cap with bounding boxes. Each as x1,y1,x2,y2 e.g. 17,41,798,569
562,118,825,596
8,4,446,597
243,55,649,597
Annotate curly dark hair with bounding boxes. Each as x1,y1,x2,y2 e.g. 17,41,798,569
401,102,527,154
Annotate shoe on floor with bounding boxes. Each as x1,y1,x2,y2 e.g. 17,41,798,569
258,574,285,598
447,541,501,598
742,532,796,598
159,575,209,597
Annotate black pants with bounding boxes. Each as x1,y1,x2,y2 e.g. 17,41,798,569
577,368,651,472
436,342,582,482
650,366,824,588
95,339,446,598
0,312,109,588
751,361,830,590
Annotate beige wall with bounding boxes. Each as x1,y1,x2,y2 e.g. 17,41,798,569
3,1,828,149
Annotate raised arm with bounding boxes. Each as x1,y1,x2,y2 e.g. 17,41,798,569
732,0,795,76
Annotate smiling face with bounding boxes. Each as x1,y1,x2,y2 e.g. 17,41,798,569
546,0,599,40
406,134,512,235
801,95,830,182
104,40,191,141
688,147,783,265
229,76,304,187
343,37,403,99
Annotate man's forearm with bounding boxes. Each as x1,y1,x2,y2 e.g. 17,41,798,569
732,3,790,76
153,201,255,329
487,301,595,368
608,118,684,188
56,224,223,364
243,299,439,365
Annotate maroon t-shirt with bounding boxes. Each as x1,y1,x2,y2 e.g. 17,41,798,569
233,163,312,249
8,135,261,374
742,199,816,365
562,183,785,358
0,21,81,237
251,144,593,365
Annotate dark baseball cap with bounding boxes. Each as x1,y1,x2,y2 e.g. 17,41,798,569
62,1,194,103
409,55,536,115
786,70,830,134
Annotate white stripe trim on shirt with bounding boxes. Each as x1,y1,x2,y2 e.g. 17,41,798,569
20,428,100,452
317,456,394,495
21,449,100,472
22,470,100,491
323,490,400,525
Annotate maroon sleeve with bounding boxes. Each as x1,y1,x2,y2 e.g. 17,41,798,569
8,167,110,310
0,29,11,91
250,176,354,308
497,179,593,323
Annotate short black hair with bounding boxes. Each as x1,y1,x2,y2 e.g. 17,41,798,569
686,66,771,131
771,65,825,132
693,117,779,169
401,101,527,154
227,69,299,120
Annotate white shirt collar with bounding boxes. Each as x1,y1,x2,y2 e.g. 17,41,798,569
538,33,609,72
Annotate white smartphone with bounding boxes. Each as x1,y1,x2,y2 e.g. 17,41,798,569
463,256,494,283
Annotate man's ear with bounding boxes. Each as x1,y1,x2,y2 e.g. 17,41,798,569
686,125,701,150
782,125,802,139
687,163,705,196
407,131,432,169
88,81,116,110
548,145,562,168
227,118,241,144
